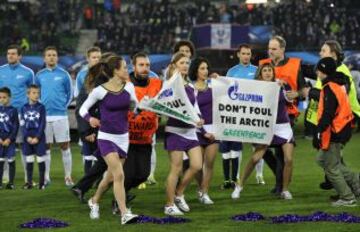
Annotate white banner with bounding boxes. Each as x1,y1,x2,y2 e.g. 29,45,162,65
139,72,201,126
212,77,280,144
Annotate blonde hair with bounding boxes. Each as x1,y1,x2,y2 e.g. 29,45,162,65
166,52,189,80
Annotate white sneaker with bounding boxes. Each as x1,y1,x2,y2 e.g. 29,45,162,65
199,193,214,205
174,195,190,212
256,175,265,185
88,198,100,219
281,191,293,200
231,185,243,199
65,177,74,187
121,210,138,225
331,199,357,207
164,204,184,216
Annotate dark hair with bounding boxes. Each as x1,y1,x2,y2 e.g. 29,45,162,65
86,46,101,57
255,63,275,81
270,35,286,48
189,57,210,81
43,46,58,55
27,84,40,90
173,40,195,57
132,52,149,65
85,55,124,92
324,40,344,63
0,87,11,97
7,44,22,56
166,52,188,80
238,44,251,52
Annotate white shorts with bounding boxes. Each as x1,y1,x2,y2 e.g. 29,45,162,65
45,118,70,143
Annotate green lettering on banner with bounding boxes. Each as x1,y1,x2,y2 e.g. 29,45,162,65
152,102,191,121
223,129,266,140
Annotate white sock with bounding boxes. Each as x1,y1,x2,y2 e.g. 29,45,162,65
255,159,264,177
230,151,242,180
61,148,72,178
20,151,28,183
150,144,157,174
45,150,51,182
3,160,9,181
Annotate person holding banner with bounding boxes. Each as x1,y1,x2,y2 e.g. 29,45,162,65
189,57,218,204
164,52,204,215
123,52,162,198
231,63,295,200
79,55,138,224
259,36,308,195
222,44,265,188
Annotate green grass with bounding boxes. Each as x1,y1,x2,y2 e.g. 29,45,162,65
1,121,360,232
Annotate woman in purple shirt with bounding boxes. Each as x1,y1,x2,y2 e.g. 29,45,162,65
231,63,295,201
188,57,218,205
164,52,204,216
79,56,138,225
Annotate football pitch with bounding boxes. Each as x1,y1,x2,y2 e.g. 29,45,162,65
1,122,360,232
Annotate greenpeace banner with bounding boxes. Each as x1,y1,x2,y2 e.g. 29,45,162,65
139,72,200,126
212,77,280,144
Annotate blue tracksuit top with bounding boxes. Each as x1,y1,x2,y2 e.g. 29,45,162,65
226,63,257,80
0,63,35,111
20,102,46,139
0,105,19,141
74,66,88,98
35,66,73,116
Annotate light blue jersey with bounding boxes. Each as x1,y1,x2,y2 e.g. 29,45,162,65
0,63,34,111
74,66,88,97
35,66,73,117
226,63,257,80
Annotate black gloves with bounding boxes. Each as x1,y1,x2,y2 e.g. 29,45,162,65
312,132,321,150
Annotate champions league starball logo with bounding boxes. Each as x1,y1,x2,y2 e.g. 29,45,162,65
0,112,10,123
24,111,40,121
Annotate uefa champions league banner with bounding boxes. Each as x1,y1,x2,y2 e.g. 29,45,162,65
212,77,280,144
139,72,201,126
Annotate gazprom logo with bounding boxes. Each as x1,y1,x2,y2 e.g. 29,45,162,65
227,81,263,103
158,88,173,100
228,81,240,100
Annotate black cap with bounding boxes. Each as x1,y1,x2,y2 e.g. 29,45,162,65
316,57,337,75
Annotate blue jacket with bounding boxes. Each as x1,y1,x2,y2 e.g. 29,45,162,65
0,105,19,141
0,63,35,111
20,102,46,139
36,66,73,116
74,66,88,98
226,64,257,80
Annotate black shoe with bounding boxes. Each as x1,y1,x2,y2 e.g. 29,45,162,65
126,194,136,204
221,181,232,189
270,186,282,196
39,184,45,190
112,199,120,215
71,187,85,203
22,183,33,190
5,183,14,189
329,194,340,201
319,181,333,190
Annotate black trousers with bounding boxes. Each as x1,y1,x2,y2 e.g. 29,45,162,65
124,144,152,192
74,155,107,193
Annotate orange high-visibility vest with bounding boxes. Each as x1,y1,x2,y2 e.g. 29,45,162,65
128,78,162,144
317,82,353,150
259,58,301,117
